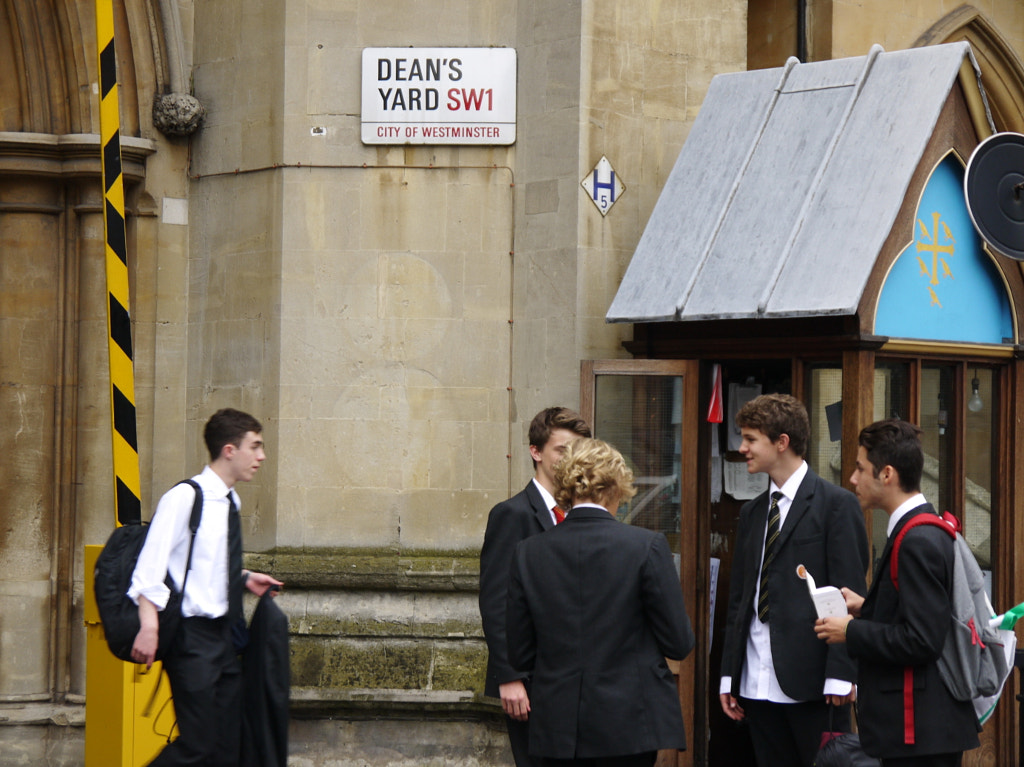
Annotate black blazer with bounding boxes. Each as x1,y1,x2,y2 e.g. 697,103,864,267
240,591,290,767
846,503,980,758
720,467,868,700
479,481,554,697
505,507,695,759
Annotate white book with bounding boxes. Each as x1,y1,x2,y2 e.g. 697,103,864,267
796,564,847,619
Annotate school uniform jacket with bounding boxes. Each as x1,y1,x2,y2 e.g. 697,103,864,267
240,591,290,767
720,467,868,701
505,507,695,759
479,481,554,697
846,503,980,758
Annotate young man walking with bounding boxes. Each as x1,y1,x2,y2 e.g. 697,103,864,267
129,408,282,766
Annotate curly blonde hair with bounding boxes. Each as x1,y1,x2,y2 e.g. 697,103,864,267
553,437,637,510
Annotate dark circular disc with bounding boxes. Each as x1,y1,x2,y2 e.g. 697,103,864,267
964,132,1024,261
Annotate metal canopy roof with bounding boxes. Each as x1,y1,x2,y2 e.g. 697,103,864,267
607,43,993,324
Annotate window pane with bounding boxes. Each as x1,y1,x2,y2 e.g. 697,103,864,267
873,361,910,422
593,375,682,550
804,364,842,485
920,365,955,515
964,368,994,570
869,361,912,573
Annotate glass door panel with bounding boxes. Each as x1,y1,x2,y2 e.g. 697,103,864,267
592,373,683,549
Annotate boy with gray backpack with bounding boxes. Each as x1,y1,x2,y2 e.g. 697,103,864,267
815,419,983,766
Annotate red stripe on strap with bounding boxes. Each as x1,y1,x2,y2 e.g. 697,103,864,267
903,667,915,744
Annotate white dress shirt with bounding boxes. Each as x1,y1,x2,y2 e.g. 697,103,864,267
128,466,237,618
532,478,561,525
720,461,852,701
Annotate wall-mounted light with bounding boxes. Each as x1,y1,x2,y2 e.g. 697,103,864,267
968,371,984,413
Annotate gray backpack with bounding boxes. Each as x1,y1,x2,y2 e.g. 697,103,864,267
891,510,1011,740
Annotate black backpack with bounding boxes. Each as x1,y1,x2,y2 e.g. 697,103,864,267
93,480,203,662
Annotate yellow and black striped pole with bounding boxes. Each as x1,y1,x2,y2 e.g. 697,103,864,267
96,0,140,525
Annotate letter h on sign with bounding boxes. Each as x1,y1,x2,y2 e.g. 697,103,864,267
581,156,625,217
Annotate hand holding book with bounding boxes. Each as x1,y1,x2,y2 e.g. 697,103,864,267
796,564,848,619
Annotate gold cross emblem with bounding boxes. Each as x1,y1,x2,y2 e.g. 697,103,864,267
914,212,955,307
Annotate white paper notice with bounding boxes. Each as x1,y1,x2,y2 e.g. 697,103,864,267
727,383,762,450
724,460,768,500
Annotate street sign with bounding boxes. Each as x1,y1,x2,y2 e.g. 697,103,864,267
362,48,516,145
581,156,624,216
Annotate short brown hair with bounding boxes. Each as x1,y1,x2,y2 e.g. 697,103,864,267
735,393,809,458
858,419,923,493
204,408,263,461
528,407,591,467
553,437,637,510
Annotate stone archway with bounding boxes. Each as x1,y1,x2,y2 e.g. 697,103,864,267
0,1,158,704
915,4,1024,133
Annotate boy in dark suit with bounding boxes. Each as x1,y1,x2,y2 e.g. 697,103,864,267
479,407,591,767
815,419,980,765
506,437,694,767
719,393,868,766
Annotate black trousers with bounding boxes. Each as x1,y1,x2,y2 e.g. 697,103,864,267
149,616,242,767
507,713,542,767
741,697,851,767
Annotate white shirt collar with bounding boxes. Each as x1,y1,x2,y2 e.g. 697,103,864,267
532,477,558,512
570,502,608,513
886,492,928,537
770,460,808,503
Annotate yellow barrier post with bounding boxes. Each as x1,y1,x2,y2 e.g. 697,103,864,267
85,546,177,766
85,3,176,764
95,0,140,525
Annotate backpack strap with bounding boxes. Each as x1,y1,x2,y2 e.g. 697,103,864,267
890,511,957,589
142,481,202,723
175,479,204,607
889,509,959,744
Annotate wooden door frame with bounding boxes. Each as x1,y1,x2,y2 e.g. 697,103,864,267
580,359,701,767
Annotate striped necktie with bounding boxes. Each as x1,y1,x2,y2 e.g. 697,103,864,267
757,491,784,622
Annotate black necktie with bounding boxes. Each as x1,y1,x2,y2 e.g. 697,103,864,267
227,492,244,623
757,491,784,623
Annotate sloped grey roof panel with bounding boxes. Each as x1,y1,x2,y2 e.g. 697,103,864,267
605,66,783,322
683,83,854,319
765,46,969,317
607,42,979,324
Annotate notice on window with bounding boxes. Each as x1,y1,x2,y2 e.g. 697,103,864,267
724,459,768,500
726,382,762,451
362,48,516,145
